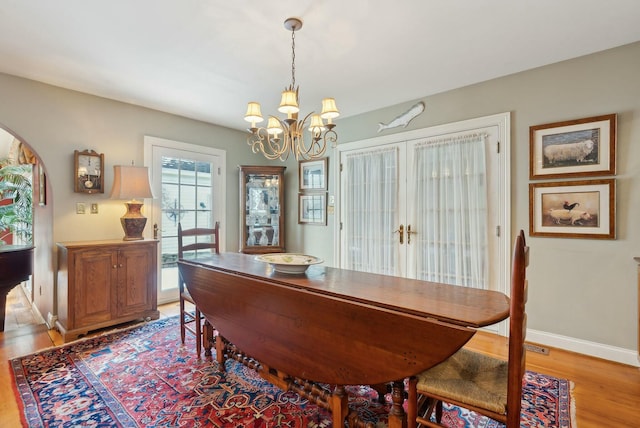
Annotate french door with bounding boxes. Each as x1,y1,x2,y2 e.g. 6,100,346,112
145,136,226,304
337,113,510,295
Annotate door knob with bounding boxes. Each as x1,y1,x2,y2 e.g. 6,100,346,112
407,225,417,244
393,224,404,244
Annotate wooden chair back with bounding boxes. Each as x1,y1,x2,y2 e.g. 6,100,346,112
505,229,529,427
178,221,220,259
408,230,530,428
177,221,220,357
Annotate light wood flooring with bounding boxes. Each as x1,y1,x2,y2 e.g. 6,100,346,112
1,286,639,427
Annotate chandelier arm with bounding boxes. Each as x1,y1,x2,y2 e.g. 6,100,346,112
247,127,290,161
291,112,322,159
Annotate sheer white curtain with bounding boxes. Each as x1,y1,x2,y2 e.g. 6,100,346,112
412,133,488,288
343,147,398,275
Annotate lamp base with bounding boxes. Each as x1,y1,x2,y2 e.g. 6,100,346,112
120,201,147,241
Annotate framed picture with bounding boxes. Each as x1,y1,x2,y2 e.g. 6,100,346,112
529,179,615,239
299,158,328,191
529,113,616,179
298,193,327,225
38,163,46,206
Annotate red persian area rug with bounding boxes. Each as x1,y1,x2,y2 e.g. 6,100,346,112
10,316,575,427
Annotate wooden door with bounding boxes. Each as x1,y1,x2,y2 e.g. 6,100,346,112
337,113,510,298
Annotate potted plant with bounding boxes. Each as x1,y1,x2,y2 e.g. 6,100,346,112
0,159,33,245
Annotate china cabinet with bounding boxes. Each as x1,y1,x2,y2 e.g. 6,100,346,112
239,165,286,254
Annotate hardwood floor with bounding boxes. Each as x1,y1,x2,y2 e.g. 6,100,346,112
1,286,639,427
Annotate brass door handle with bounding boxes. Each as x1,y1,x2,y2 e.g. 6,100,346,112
407,224,417,244
393,224,404,244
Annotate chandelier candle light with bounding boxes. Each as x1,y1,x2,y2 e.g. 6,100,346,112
244,17,339,161
109,165,155,241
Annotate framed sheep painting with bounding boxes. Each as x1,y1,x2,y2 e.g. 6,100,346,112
529,178,615,239
529,113,616,179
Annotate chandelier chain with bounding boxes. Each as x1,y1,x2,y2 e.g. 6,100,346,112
290,28,296,88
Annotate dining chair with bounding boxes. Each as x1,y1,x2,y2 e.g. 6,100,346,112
407,229,529,428
178,221,220,357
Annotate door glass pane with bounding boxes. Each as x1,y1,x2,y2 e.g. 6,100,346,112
411,135,488,288
342,147,399,276
159,155,214,296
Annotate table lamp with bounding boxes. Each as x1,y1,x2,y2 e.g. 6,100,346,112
109,165,155,241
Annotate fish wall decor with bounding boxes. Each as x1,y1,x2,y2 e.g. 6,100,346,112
377,101,425,133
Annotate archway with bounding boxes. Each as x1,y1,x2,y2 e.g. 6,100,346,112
0,124,53,329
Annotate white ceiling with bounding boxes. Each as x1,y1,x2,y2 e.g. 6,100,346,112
1,1,639,131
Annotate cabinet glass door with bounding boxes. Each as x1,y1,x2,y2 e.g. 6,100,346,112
239,165,285,254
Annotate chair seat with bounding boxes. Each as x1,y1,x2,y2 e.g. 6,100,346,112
416,347,508,415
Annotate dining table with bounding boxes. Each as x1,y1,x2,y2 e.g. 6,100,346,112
178,252,510,427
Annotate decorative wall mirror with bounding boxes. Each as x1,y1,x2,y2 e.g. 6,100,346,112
74,149,104,193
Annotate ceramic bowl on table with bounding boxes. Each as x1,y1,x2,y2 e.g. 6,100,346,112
255,253,323,274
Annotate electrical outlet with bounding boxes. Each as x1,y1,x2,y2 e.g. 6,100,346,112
524,342,549,355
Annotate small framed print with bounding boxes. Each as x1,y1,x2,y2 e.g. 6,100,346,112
299,158,328,191
529,113,616,180
298,193,327,225
529,179,615,239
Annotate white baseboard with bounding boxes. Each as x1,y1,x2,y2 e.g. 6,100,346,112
527,329,640,367
46,312,58,330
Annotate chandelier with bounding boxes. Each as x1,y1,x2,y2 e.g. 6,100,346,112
244,17,339,161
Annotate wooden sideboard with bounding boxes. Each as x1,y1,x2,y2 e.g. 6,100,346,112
56,239,159,341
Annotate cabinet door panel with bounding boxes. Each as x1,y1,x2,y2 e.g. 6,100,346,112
117,245,155,317
73,250,116,327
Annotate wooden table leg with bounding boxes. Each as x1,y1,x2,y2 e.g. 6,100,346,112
216,334,226,372
0,290,7,331
387,380,407,428
331,385,349,427
203,320,214,357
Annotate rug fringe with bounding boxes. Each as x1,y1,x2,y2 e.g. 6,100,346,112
569,380,578,427
7,360,29,427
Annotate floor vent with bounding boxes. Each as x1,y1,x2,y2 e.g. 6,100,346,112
524,342,550,355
